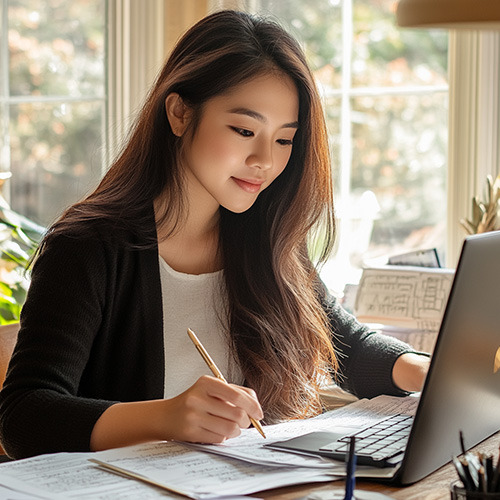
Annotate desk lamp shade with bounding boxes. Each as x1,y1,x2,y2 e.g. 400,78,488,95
396,0,500,29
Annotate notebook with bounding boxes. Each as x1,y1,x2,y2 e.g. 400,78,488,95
267,230,500,485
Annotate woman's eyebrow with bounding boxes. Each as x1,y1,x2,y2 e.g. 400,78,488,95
228,107,299,129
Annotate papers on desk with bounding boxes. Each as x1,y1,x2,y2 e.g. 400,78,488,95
0,443,336,499
354,265,455,353
354,265,454,331
0,485,44,500
0,395,419,499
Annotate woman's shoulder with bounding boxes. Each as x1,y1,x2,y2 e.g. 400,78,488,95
43,218,127,249
44,204,157,248
35,215,155,274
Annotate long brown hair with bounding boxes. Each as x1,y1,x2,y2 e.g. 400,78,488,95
40,10,337,423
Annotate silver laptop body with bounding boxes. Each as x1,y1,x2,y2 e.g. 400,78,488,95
268,231,500,485
398,230,500,484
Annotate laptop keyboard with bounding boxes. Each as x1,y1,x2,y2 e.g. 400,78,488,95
319,413,413,466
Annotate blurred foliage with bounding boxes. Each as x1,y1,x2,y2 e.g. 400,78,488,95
4,0,106,227
8,0,105,97
0,200,45,324
352,0,447,87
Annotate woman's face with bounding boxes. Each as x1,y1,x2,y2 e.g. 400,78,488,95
181,72,299,214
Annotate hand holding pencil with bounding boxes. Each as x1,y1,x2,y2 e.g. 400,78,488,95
187,328,266,439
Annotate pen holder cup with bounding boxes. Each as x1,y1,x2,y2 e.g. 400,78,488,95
451,484,500,500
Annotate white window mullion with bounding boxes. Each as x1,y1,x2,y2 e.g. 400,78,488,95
339,0,353,219
0,0,11,193
336,0,354,257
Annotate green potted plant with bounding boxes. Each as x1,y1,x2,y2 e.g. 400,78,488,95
460,174,500,235
0,200,45,324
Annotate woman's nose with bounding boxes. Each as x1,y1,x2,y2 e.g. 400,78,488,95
247,141,273,170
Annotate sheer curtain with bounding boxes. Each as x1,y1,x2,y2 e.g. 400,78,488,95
447,30,500,265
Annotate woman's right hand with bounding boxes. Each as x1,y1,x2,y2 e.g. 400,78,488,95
161,375,264,443
90,375,264,451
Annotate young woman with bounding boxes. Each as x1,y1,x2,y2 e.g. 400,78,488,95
0,10,429,459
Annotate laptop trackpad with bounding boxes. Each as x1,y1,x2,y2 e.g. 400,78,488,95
267,428,358,456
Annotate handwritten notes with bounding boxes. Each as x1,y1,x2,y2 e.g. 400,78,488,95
354,266,454,332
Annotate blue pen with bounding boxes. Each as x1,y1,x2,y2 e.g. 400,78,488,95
344,436,356,500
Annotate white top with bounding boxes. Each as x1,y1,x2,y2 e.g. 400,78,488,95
159,256,244,399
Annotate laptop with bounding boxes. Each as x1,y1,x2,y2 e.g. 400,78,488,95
266,230,500,485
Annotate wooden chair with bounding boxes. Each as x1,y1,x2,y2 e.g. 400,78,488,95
0,323,19,389
0,322,20,457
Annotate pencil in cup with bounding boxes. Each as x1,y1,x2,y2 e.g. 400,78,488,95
450,484,500,499
451,437,500,499
186,328,266,438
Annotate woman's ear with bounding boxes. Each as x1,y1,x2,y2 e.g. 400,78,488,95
165,93,192,137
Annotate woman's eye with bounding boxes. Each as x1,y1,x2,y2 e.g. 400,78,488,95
231,127,253,137
277,138,294,146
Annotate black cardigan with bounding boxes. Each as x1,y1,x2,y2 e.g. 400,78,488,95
0,215,413,459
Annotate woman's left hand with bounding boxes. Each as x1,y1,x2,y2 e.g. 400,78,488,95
392,352,431,392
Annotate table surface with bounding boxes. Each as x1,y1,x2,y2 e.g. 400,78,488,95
257,431,500,500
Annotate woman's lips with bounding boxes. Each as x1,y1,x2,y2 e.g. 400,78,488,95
232,177,264,193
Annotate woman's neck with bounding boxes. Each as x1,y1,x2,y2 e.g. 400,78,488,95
155,198,221,275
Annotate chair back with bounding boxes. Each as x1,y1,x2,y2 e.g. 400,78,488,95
0,323,19,389
0,323,19,457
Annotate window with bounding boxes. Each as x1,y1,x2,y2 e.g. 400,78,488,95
2,0,496,283
254,0,448,293
0,0,107,227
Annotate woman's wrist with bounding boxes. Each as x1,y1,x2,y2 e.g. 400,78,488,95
90,399,170,451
